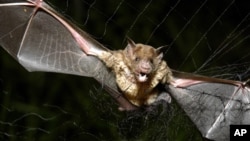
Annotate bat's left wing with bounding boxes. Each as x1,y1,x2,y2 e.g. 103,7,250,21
169,70,250,141
0,0,106,76
0,0,136,110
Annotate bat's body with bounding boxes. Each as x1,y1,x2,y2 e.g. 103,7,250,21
1,0,250,140
86,39,173,106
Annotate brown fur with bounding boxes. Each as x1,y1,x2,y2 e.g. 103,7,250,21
97,41,173,106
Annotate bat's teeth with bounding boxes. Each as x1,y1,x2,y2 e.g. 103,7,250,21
138,73,148,82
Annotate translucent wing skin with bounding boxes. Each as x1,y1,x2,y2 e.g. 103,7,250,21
0,0,106,75
0,0,136,110
170,71,250,141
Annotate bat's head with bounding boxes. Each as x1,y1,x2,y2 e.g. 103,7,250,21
125,38,165,82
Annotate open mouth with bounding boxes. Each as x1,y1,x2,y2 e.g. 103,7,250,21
137,72,149,82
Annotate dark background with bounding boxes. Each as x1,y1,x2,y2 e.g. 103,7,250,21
0,0,249,140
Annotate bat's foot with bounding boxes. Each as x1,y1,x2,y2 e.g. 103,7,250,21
155,92,172,104
144,92,172,114
144,100,170,115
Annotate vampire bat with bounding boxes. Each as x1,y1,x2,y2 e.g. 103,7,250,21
0,0,249,141
84,37,173,108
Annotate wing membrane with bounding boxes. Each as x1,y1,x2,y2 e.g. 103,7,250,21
169,78,250,141
0,0,136,110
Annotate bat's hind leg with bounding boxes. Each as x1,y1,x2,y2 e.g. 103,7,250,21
145,91,172,113
155,92,172,104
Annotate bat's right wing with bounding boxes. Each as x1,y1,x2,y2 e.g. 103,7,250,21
0,0,136,110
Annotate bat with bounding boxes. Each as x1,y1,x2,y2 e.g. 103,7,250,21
0,0,249,141
84,37,173,108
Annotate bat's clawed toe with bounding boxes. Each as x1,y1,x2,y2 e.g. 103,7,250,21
155,92,172,104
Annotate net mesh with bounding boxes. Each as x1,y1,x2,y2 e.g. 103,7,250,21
0,0,250,140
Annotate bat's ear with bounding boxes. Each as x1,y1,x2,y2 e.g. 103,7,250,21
126,37,136,58
126,37,136,47
156,45,167,54
156,45,167,60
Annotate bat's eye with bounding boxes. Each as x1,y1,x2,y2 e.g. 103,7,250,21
149,59,153,64
135,57,140,62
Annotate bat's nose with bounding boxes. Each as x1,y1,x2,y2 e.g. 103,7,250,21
140,63,151,73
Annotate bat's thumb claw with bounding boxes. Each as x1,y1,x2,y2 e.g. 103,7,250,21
118,107,125,111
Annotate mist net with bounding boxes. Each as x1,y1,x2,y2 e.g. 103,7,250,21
0,0,249,141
